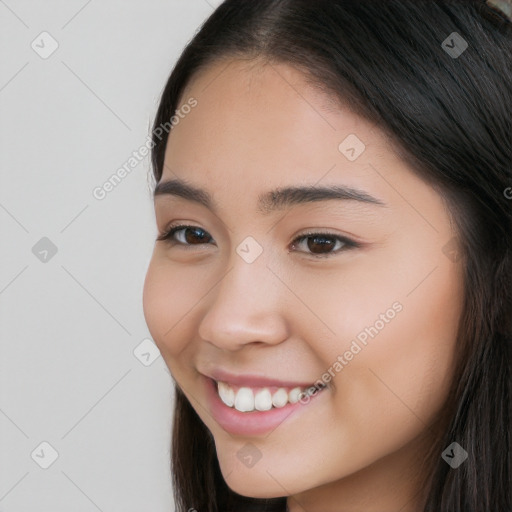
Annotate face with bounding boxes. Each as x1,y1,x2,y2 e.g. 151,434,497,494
143,58,464,509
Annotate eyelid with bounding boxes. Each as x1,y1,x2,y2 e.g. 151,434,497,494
156,223,216,245
156,223,360,257
290,230,360,256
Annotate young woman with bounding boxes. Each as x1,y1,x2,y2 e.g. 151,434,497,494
142,1,511,510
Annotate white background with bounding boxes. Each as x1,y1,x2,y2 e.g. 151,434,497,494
0,1,221,510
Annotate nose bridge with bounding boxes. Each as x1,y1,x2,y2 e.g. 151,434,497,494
197,242,289,349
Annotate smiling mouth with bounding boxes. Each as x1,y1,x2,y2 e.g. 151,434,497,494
214,379,327,412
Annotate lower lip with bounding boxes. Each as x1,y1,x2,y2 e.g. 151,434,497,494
203,376,327,436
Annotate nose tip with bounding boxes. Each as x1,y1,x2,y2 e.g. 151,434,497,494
197,261,289,351
198,298,289,351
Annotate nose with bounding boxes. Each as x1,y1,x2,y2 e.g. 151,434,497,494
197,249,289,352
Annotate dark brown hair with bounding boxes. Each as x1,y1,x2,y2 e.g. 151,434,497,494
149,1,512,510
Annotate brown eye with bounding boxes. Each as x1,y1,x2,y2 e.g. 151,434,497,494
180,227,212,244
157,225,358,258
157,225,214,245
291,232,358,258
306,235,336,254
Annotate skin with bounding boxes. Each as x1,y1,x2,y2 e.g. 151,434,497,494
142,58,465,512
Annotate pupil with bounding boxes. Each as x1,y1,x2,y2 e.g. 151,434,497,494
308,235,334,253
186,228,208,244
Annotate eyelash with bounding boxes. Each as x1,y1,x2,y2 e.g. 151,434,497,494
156,224,360,258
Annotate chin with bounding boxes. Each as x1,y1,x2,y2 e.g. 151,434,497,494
222,471,289,499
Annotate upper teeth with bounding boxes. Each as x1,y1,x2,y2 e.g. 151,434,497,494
216,381,321,412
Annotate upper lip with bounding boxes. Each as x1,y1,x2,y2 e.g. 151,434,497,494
201,368,318,389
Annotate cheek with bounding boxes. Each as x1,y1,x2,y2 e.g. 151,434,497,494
305,227,463,371
290,239,463,451
328,253,461,452
142,255,214,358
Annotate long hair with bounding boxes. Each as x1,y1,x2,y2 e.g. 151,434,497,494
149,1,512,510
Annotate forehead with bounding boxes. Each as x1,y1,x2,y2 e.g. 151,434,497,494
165,60,380,169
158,59,431,221
172,58,367,144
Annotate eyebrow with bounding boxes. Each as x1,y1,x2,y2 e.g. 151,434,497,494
153,178,387,214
